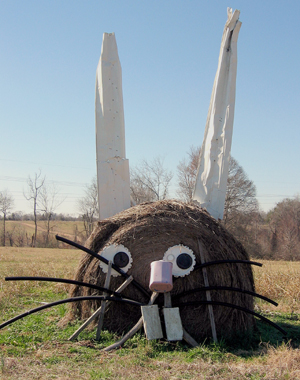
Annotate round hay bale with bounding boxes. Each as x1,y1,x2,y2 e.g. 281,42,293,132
66,200,255,341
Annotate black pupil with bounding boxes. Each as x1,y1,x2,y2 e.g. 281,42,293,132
176,253,193,269
114,252,130,268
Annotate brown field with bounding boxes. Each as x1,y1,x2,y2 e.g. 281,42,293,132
1,248,300,379
5,220,86,239
254,260,300,314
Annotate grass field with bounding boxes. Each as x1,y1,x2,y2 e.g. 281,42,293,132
1,248,300,379
4,220,88,247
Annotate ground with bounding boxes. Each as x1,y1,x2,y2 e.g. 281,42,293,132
1,247,300,379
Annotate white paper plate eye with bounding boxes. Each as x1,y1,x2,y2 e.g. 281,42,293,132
163,245,196,277
99,244,132,277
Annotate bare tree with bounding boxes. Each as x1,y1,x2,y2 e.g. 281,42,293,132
223,157,259,226
130,157,173,204
267,196,300,259
78,177,99,238
24,170,45,247
0,190,14,246
177,147,258,220
177,146,201,202
40,182,65,245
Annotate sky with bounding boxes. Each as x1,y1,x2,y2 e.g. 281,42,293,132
1,0,300,216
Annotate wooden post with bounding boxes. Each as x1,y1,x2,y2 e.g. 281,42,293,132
164,292,172,308
197,239,218,343
68,275,133,341
96,261,113,341
182,328,199,347
103,292,159,351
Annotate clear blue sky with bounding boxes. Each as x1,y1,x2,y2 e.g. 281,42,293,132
1,0,300,216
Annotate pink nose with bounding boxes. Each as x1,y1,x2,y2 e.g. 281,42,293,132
149,260,173,293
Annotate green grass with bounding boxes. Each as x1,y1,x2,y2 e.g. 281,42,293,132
1,248,300,379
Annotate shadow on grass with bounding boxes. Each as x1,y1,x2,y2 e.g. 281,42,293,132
1,307,300,362
217,312,300,357
256,312,300,347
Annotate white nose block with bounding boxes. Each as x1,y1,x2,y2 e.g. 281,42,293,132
149,261,173,293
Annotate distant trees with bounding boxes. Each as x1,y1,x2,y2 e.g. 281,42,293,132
2,153,300,260
177,147,259,256
0,190,14,246
176,146,300,260
177,146,201,202
267,197,300,260
24,170,46,247
78,177,99,238
23,170,66,247
223,157,258,226
130,157,173,204
176,147,258,219
40,183,65,245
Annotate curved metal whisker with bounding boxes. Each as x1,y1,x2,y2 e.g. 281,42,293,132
5,277,123,298
0,296,145,331
194,259,262,271
173,300,287,335
173,286,278,306
55,235,150,299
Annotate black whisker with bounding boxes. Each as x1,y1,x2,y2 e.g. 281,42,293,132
173,286,278,306
0,296,145,331
173,300,287,335
55,235,150,299
194,259,262,271
5,277,122,298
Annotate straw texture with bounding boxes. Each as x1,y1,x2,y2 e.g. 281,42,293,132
65,200,255,341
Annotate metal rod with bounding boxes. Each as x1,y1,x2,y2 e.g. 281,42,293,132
0,296,145,331
172,286,278,306
173,300,287,336
194,259,262,272
103,292,159,352
198,239,218,343
96,261,112,340
5,277,121,297
68,276,133,341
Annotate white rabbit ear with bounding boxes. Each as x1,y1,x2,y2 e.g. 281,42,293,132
163,245,196,277
99,244,132,277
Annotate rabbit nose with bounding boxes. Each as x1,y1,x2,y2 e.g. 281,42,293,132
149,260,173,293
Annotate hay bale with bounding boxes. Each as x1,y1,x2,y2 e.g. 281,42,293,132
66,200,255,341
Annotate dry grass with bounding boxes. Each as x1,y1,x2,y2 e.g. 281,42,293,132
1,248,300,379
0,247,81,309
6,220,86,235
254,260,300,313
4,220,87,246
0,247,81,281
1,342,300,379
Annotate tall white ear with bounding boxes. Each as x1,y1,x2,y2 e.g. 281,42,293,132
95,33,131,221
193,10,241,220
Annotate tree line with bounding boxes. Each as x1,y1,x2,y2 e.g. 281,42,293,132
1,149,300,260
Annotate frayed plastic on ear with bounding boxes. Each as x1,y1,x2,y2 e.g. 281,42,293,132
163,245,196,277
99,244,132,277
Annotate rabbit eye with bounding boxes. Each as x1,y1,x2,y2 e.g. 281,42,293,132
163,245,196,277
114,251,130,268
176,253,193,269
99,244,132,277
